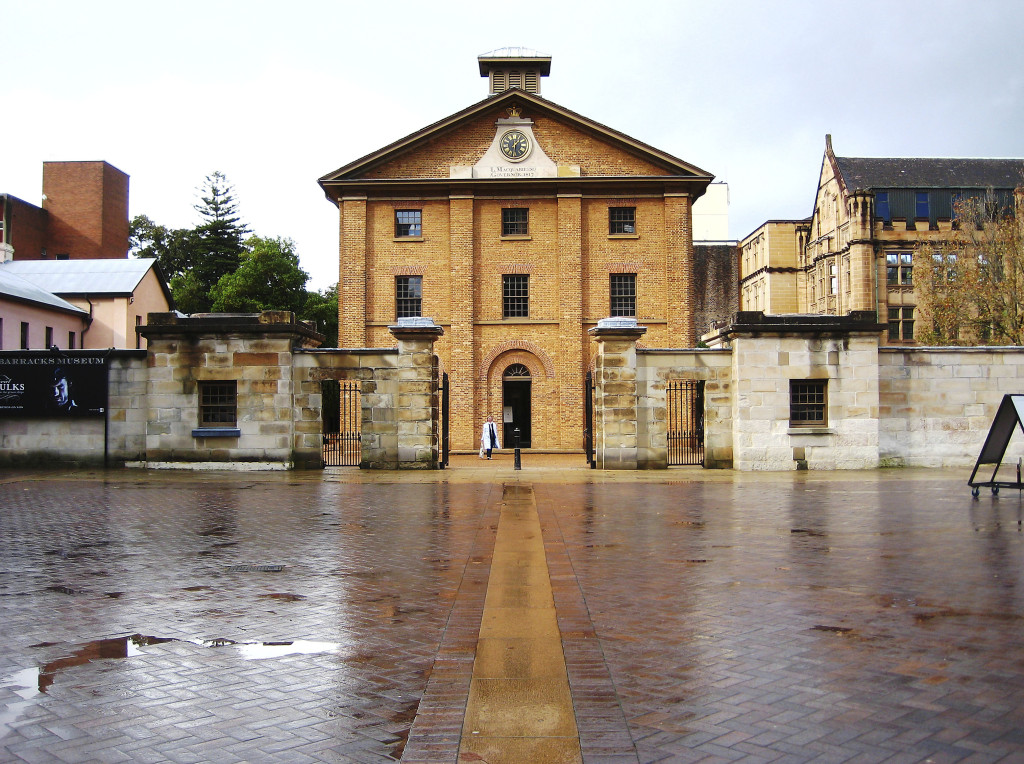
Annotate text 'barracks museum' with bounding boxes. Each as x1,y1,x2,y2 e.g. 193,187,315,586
319,49,733,453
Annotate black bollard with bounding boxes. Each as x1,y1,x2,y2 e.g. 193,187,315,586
513,427,522,470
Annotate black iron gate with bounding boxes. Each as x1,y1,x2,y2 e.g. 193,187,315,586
322,380,361,467
584,371,596,468
439,372,449,469
667,379,705,466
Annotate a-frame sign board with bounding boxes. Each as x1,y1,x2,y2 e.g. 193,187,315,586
968,394,1024,496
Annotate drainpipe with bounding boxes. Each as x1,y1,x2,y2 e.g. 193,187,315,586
80,295,94,346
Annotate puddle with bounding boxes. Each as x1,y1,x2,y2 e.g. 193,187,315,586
1,633,339,737
236,641,338,659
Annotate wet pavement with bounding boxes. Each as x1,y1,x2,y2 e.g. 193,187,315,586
1,458,1023,762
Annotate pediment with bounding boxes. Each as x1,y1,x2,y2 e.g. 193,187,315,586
319,90,712,190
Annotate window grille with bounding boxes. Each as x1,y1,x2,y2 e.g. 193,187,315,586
888,306,915,341
395,210,422,238
609,273,636,317
502,208,529,236
199,381,237,427
395,276,422,319
609,207,636,234
886,252,913,286
790,380,827,427
503,274,529,318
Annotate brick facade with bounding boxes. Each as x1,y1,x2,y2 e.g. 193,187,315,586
320,86,716,451
42,161,129,260
1,161,129,262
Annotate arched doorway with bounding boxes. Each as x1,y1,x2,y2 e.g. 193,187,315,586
502,363,531,448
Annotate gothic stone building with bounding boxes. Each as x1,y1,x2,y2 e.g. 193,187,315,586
319,50,716,452
740,135,1023,343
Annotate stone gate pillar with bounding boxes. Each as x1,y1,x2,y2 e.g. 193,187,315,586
588,318,646,469
389,318,444,469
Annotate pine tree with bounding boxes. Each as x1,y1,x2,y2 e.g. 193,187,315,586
192,172,250,304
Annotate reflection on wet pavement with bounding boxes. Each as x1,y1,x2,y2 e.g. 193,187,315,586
0,467,1023,762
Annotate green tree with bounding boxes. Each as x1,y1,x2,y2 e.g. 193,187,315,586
131,172,251,312
914,188,1024,345
301,283,339,346
192,172,249,303
129,214,201,282
209,236,309,314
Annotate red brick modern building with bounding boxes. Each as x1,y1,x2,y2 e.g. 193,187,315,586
1,161,129,262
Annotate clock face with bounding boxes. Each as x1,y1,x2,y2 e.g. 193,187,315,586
499,129,531,162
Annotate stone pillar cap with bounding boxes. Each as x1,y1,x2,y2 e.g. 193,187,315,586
389,317,444,340
589,317,647,339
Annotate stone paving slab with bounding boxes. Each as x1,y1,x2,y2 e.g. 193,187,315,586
1,464,1023,763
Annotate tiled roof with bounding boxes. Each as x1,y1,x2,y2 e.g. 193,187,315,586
836,157,1024,191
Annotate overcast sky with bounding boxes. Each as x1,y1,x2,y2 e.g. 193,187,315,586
3,0,1023,289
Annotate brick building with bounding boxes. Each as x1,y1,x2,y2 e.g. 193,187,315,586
740,136,1023,343
1,161,170,350
1,161,129,262
319,49,718,452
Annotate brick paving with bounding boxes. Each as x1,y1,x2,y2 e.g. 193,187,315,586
1,464,1023,762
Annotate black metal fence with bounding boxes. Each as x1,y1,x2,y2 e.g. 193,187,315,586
584,371,596,468
322,380,361,467
440,372,449,469
666,379,705,466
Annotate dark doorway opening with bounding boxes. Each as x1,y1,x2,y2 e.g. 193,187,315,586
502,363,531,448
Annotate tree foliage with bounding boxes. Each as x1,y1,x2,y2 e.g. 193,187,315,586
210,236,309,314
131,172,337,344
193,171,249,295
914,188,1024,345
130,172,250,312
301,284,339,347
129,215,201,282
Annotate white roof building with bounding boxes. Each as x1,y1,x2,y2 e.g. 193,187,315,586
0,258,172,349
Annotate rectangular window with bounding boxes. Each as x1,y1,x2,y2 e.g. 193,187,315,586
609,273,637,317
875,191,890,222
395,275,423,319
888,306,915,341
829,264,838,295
502,274,529,318
916,192,929,219
502,208,529,236
55,253,69,261
198,381,237,427
932,252,957,283
609,207,636,235
68,331,76,350
886,252,913,286
20,322,29,350
136,315,143,349
45,326,53,349
395,209,422,238
790,380,827,427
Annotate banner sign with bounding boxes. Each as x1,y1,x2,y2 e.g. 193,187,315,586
0,352,108,418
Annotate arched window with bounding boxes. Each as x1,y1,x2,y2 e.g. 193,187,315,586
503,363,531,380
